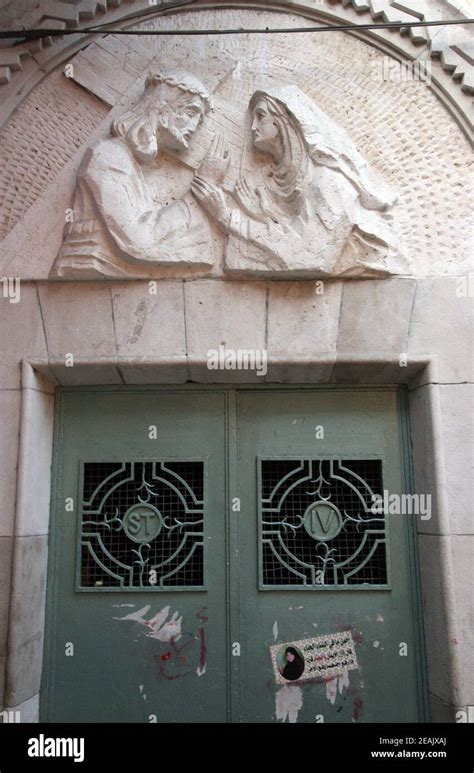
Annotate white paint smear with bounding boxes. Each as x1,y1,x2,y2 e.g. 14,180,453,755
142,606,182,642
338,670,350,694
273,621,278,641
326,670,350,704
115,604,182,642
196,664,207,677
114,605,151,623
326,677,338,705
147,611,182,642
275,685,303,723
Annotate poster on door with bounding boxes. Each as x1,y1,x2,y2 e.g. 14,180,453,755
270,630,358,685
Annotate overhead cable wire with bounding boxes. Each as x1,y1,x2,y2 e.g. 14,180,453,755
0,17,473,41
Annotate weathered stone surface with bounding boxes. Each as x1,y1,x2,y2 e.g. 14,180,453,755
48,361,122,387
0,0,470,172
0,70,108,242
264,281,341,382
332,359,416,385
5,536,47,707
201,84,406,279
429,693,456,723
264,359,334,385
118,358,188,385
0,1,471,110
112,281,186,358
0,390,20,537
0,0,471,728
451,535,474,706
185,280,266,384
409,384,448,536
0,536,13,709
38,283,116,358
21,361,56,393
5,692,39,723
15,389,54,537
49,72,407,280
1,8,470,282
50,72,215,278
418,534,458,704
0,284,48,389
408,277,474,384
5,636,44,708
267,281,342,357
438,384,474,536
185,280,266,351
337,278,416,356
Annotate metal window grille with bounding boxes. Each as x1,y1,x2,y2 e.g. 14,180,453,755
78,461,205,590
260,459,387,588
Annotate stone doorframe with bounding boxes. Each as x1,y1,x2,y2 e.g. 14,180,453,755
3,353,462,723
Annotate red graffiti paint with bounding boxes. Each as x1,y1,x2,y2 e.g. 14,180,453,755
352,631,364,645
169,634,194,656
152,615,208,680
198,626,207,668
157,664,192,681
333,623,364,645
353,697,363,720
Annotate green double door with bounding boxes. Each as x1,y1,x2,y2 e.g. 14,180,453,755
42,386,428,723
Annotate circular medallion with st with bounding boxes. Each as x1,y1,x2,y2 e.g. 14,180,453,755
303,501,343,542
122,503,163,544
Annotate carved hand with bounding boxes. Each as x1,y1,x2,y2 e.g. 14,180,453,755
191,177,230,226
235,176,266,221
197,133,230,184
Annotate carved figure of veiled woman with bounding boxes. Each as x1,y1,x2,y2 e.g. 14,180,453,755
192,85,408,276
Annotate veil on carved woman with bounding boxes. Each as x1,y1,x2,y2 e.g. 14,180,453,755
192,84,409,277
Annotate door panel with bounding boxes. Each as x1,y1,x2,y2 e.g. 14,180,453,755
42,390,228,722
236,389,422,723
42,387,425,723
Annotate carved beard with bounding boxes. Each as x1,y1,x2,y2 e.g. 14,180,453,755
126,113,189,163
160,120,190,153
127,115,159,164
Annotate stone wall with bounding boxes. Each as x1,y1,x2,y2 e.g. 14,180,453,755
0,0,472,722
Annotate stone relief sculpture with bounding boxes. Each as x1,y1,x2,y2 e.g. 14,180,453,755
51,71,213,278
51,73,407,280
192,85,408,277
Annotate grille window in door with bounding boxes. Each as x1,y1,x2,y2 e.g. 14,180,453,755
78,461,205,590
259,459,388,588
